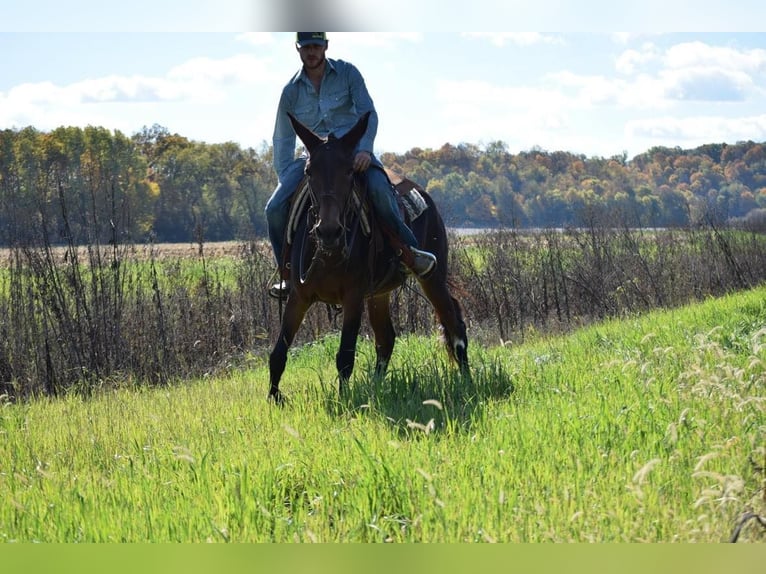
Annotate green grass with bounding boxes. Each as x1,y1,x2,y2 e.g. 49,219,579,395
1,288,764,542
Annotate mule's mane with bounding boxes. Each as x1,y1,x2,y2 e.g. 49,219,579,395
305,135,352,171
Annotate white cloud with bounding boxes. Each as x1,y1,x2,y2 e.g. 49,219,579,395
0,50,283,136
611,33,641,45
461,32,564,47
168,53,274,86
664,41,766,72
3,53,275,112
235,32,275,45
543,71,672,110
615,43,660,75
436,79,570,110
626,114,766,144
79,75,190,103
4,81,71,105
4,75,197,113
429,79,574,149
0,85,139,133
660,67,752,102
546,72,620,106
552,39,766,110
613,40,765,103
330,32,423,49
426,37,766,157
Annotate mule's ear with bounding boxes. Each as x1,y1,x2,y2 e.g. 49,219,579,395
340,111,371,151
287,112,323,154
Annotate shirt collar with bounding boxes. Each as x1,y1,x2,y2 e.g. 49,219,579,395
292,57,337,86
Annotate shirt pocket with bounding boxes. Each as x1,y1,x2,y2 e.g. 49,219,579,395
322,86,351,114
292,100,317,124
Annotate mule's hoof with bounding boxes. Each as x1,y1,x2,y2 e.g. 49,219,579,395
268,389,286,406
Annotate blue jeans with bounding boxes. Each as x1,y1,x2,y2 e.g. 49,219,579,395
265,155,418,267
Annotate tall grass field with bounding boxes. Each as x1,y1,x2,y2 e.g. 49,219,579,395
1,287,764,542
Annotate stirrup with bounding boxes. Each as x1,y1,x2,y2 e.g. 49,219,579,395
402,247,436,278
269,279,291,300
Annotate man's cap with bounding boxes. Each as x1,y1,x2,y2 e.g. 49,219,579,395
296,32,327,47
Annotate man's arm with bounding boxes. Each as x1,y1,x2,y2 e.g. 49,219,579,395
347,63,379,155
272,89,297,179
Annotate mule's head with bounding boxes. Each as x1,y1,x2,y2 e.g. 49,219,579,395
288,112,370,251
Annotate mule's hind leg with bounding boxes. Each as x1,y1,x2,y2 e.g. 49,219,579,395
367,292,395,378
420,278,470,376
269,297,311,403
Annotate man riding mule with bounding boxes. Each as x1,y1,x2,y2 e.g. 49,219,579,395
267,110,469,402
266,32,436,300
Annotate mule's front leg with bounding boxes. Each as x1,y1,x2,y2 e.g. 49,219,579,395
269,297,310,403
269,338,288,404
367,293,395,378
336,298,364,395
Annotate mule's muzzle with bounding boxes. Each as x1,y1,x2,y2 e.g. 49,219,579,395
315,219,345,251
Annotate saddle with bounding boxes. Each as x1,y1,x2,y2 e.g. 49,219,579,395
384,167,429,224
285,167,428,249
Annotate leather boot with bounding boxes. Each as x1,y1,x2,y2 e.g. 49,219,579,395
409,247,437,277
399,246,437,278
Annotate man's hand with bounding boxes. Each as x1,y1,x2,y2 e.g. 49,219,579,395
353,150,372,172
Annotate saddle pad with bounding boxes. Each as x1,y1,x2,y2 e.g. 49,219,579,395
399,185,428,222
385,167,429,222
286,177,311,245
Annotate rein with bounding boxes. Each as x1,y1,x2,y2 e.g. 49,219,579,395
299,181,360,286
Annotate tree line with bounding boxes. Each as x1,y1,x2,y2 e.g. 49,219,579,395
381,140,766,230
2,124,765,247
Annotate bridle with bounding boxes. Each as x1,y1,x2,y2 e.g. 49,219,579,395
299,159,361,284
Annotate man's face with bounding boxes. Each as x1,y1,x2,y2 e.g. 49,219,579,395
297,43,327,70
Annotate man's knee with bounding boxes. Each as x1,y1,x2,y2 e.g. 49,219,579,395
266,196,288,229
266,177,302,223
366,165,389,188
366,168,396,210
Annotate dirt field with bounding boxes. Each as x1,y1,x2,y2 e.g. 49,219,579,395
0,240,273,264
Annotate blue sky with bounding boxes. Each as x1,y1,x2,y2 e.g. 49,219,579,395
2,2,766,160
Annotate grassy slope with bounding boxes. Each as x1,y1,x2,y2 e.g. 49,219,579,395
1,288,764,542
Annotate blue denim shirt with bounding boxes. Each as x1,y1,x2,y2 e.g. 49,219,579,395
272,57,379,180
